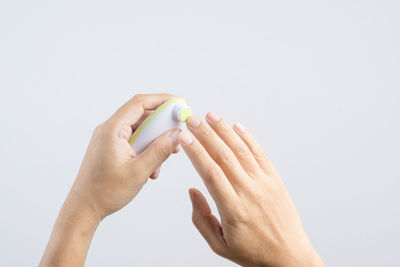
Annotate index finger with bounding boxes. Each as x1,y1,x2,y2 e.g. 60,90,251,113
178,130,238,213
110,93,178,126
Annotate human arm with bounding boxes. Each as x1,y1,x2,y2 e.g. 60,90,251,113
40,93,181,266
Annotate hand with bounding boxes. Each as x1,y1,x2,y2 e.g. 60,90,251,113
178,112,324,267
40,93,181,267
68,93,181,219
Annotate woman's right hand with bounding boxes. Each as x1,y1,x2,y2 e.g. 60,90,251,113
178,112,324,267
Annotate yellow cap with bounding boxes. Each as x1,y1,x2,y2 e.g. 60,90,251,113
179,106,192,122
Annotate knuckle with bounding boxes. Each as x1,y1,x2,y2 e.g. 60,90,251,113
217,151,236,166
236,205,249,222
153,142,171,161
132,94,144,101
250,186,268,202
193,145,206,159
220,121,232,133
119,124,133,140
93,121,112,136
160,92,171,97
235,145,251,158
254,148,268,161
94,123,105,133
234,209,249,224
192,212,201,226
267,178,284,195
199,126,212,137
204,167,221,183
226,205,248,225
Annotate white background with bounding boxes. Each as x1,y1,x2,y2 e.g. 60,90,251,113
1,0,399,266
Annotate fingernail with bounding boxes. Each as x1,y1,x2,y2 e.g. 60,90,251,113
169,128,180,145
150,166,161,179
189,189,197,205
207,111,221,122
154,166,161,176
234,122,245,133
187,116,201,128
179,131,193,145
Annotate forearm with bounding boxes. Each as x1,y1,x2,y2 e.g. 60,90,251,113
40,94,183,266
40,193,101,267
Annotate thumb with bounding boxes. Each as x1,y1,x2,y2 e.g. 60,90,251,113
189,188,227,256
132,128,180,178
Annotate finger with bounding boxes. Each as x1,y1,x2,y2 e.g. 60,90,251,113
149,166,161,179
233,123,278,176
173,146,180,154
111,93,178,127
131,110,152,131
189,188,227,256
129,128,180,178
179,131,238,209
206,112,261,177
186,116,248,187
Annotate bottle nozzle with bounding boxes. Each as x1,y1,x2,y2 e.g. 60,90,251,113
177,106,192,122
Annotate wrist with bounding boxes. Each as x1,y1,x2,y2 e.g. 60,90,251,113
57,198,102,236
295,247,324,267
61,187,103,228
40,191,102,267
281,243,324,267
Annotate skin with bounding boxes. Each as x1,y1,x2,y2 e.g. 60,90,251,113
180,114,324,267
40,93,324,267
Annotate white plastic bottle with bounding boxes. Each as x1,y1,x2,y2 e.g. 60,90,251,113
129,98,192,154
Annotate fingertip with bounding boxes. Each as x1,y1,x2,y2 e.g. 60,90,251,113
206,111,222,123
189,188,198,206
149,166,161,179
186,116,201,129
172,145,180,154
189,187,199,196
